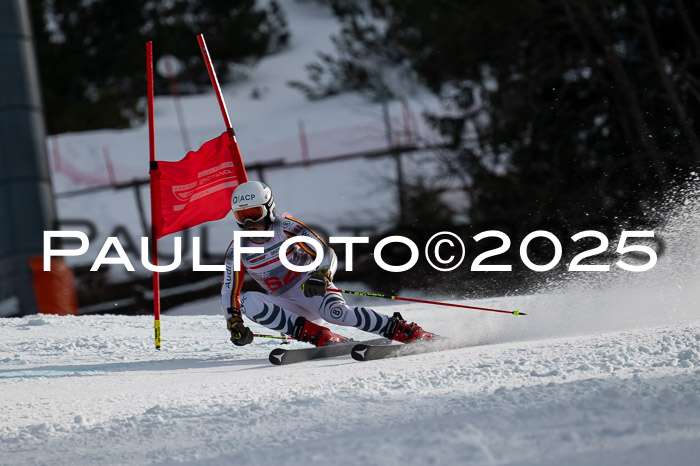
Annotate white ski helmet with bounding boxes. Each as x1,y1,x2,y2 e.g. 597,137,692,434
231,181,276,227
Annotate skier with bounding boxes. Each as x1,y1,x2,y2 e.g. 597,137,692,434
221,180,436,347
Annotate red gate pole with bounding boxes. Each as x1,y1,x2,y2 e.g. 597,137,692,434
146,41,161,349
196,34,248,181
197,34,233,136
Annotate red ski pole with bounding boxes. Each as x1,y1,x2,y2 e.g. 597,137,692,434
326,288,526,316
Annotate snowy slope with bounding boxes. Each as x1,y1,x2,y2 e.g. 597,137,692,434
3,190,700,465
4,178,694,464
1,313,699,466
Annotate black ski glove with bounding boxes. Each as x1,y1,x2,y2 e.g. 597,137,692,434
227,310,254,346
303,268,331,298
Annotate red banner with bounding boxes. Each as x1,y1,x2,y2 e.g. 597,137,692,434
151,132,247,238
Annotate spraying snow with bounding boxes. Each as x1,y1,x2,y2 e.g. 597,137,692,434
2,188,699,465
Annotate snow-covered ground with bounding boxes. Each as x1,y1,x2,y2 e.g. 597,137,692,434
3,1,700,464
3,191,700,464
1,307,699,465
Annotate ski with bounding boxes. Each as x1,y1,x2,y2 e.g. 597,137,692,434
268,338,389,365
351,338,455,361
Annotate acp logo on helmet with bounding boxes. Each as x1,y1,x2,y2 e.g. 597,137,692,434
232,194,255,204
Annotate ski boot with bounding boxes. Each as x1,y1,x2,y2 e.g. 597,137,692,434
291,317,350,347
383,312,436,343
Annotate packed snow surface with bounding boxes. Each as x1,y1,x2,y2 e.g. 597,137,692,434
1,311,699,465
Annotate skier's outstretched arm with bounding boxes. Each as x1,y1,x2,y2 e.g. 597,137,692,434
221,241,253,346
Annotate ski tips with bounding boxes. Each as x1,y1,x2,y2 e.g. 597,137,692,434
513,310,527,316
350,344,372,361
269,348,287,365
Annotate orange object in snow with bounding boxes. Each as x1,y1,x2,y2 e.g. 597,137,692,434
28,256,79,315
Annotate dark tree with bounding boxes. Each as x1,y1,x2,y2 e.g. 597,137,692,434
294,0,700,254
30,0,289,134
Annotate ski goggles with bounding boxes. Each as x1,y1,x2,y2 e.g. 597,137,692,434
234,205,267,224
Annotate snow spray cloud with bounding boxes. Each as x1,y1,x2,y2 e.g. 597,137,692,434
463,174,700,345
